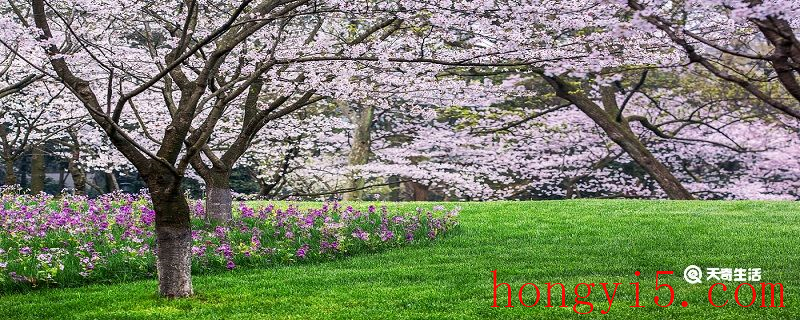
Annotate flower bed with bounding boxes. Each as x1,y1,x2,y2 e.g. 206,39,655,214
0,191,459,292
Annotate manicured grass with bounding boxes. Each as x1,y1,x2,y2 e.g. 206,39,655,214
1,200,798,319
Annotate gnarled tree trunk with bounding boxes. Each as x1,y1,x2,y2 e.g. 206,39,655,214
544,77,694,200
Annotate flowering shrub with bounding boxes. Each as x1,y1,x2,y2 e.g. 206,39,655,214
0,191,459,292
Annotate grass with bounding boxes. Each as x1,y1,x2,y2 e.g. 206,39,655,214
0,200,798,319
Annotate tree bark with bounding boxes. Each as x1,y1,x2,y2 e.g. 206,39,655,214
18,157,28,189
3,158,15,186
30,145,45,193
257,177,271,198
204,170,233,223
403,181,430,201
67,163,86,195
146,169,193,298
343,104,375,201
544,77,694,200
57,170,66,191
106,171,120,193
413,182,429,201
64,129,86,195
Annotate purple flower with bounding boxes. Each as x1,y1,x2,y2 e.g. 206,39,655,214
320,240,339,253
427,230,436,239
140,206,155,226
216,243,233,259
251,233,261,249
380,230,394,242
351,228,369,241
36,253,53,264
0,192,459,287
193,201,206,218
192,245,206,257
214,226,227,239
296,244,310,259
239,203,255,218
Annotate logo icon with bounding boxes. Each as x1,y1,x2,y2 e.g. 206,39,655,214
683,265,703,284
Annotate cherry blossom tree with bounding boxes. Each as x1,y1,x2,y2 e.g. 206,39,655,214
0,78,84,186
20,0,348,297
2,0,798,299
626,0,800,120
16,0,462,297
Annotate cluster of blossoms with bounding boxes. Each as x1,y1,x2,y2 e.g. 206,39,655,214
0,191,459,292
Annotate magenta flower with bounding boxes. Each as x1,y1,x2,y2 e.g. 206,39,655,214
0,192,459,290
140,206,155,226
239,203,255,218
380,230,394,242
320,240,339,253
191,246,206,257
296,244,310,259
351,228,369,241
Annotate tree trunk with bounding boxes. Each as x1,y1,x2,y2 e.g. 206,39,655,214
343,104,375,201
151,190,193,298
403,181,429,201
30,146,45,193
413,182,429,201
545,77,694,200
257,177,271,198
18,157,28,189
605,130,693,199
67,158,86,195
57,170,66,191
106,171,120,193
66,130,86,195
204,170,232,223
3,158,15,186
145,165,193,298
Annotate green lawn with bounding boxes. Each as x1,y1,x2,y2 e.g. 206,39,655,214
1,200,798,319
